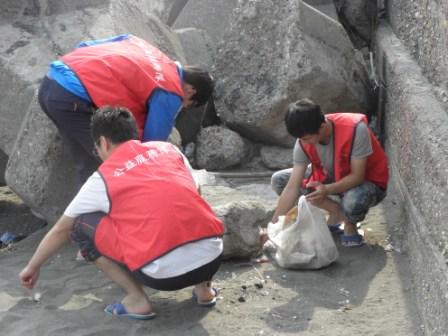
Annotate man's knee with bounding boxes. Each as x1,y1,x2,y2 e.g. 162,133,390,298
341,183,384,223
271,168,292,196
70,215,102,262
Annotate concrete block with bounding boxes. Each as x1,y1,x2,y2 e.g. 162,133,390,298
175,27,215,69
214,0,371,147
376,22,448,334
173,0,238,45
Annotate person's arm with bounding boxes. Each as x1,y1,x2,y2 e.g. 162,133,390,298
19,215,75,289
143,90,182,141
306,122,372,202
306,157,367,202
271,164,307,223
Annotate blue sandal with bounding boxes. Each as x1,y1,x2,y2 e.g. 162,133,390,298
340,234,364,247
104,302,157,320
328,223,343,235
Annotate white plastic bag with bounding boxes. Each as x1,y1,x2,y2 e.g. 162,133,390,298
267,195,338,269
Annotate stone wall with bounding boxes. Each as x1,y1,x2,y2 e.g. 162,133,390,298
387,0,448,107
375,22,448,335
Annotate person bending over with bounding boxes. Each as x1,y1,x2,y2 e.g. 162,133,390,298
20,106,224,320
38,34,214,186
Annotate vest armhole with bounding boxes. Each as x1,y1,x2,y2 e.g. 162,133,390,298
97,170,112,214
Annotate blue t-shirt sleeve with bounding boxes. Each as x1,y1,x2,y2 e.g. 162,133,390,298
143,90,183,141
76,34,130,48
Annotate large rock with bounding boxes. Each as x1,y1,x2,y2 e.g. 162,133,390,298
195,126,253,170
260,146,292,170
214,0,371,147
175,27,215,69
304,0,338,20
2,0,187,223
173,0,238,46
5,97,77,224
334,0,375,48
202,185,275,259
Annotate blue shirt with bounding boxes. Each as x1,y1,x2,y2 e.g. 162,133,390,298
48,34,183,142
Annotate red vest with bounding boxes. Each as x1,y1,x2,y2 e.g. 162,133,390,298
300,113,388,189
95,140,224,271
62,36,184,138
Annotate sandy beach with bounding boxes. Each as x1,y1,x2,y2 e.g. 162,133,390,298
0,180,423,336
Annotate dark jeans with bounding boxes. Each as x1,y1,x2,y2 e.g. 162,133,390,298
70,212,222,291
271,168,387,223
38,76,99,187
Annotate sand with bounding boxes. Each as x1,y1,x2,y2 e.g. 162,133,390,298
0,183,423,336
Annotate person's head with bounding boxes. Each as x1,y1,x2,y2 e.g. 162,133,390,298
182,65,215,108
284,99,326,143
90,106,139,160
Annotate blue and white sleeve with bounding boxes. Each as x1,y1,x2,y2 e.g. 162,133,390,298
143,90,183,142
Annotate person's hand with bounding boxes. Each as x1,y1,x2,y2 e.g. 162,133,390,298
19,265,40,290
305,181,328,203
259,227,269,248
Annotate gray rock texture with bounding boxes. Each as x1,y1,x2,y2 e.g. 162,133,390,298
303,0,338,20
260,146,292,170
202,185,275,259
195,126,252,170
175,27,215,69
334,0,375,48
214,0,371,147
173,0,238,46
2,0,187,223
376,22,448,335
387,0,448,111
5,97,77,224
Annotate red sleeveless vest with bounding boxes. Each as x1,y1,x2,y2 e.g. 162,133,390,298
300,113,388,189
95,140,224,271
62,36,184,138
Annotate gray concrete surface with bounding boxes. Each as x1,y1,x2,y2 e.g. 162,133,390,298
375,22,448,335
386,0,448,110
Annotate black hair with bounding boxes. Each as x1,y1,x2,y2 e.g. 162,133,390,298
284,99,325,138
182,65,215,107
90,106,139,144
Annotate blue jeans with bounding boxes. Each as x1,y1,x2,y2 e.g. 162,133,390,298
271,168,386,223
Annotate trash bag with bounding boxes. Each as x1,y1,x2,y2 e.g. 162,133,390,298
267,195,338,269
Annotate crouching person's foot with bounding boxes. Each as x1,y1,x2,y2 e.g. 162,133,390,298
104,294,156,320
340,221,364,248
193,281,219,307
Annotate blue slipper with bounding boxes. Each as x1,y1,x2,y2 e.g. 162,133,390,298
340,234,364,247
104,302,157,320
328,223,343,235
192,287,219,307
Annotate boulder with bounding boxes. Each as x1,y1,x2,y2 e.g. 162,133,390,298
5,97,77,224
195,126,253,170
2,0,187,223
173,0,238,46
202,185,275,259
214,0,371,147
175,27,215,69
334,0,375,48
260,146,292,170
303,0,338,20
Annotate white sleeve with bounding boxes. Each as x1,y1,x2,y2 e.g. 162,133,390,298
174,146,199,189
64,172,110,218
